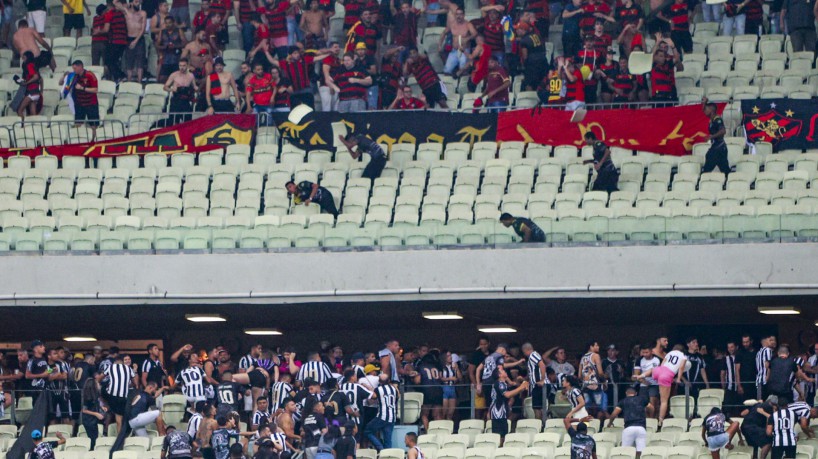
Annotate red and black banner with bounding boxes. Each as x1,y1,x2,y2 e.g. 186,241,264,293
496,104,721,156
0,114,256,159
741,98,818,152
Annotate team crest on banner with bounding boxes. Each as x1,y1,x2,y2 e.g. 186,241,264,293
192,120,254,147
742,104,803,145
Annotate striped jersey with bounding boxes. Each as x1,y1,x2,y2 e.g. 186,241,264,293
769,408,797,446
141,358,165,385
341,382,372,424
723,354,738,391
789,401,811,419
297,361,333,385
528,351,545,384
757,347,773,386
178,366,207,399
375,384,398,422
441,365,456,386
568,387,583,409
790,356,805,386
239,354,257,372
272,381,294,411
187,413,202,438
104,363,134,398
252,409,271,427
271,432,289,452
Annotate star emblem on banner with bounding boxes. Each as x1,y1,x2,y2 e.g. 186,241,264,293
770,102,777,109
785,109,794,117
752,106,760,114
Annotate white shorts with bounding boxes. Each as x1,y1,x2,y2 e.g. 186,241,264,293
26,10,46,33
566,100,587,111
621,426,647,452
574,408,589,419
27,94,40,101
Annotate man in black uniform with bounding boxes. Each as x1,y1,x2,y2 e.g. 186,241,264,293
702,98,729,174
216,372,241,418
500,213,546,243
285,180,339,217
741,396,776,459
338,133,387,181
322,377,352,426
606,387,651,456
768,346,813,405
516,21,549,91
583,132,619,193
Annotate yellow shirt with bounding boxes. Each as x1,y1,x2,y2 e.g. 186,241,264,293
63,0,83,15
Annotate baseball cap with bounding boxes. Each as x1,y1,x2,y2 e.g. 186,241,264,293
607,344,617,350
363,364,380,374
355,42,367,50
31,339,44,349
351,352,365,361
32,430,43,440
74,353,85,360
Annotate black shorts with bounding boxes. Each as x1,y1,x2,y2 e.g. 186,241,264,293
35,50,52,69
531,385,544,409
491,418,508,437
75,104,100,126
421,82,445,106
212,99,235,113
771,446,797,459
638,385,659,399
108,395,128,416
422,387,443,407
64,13,85,30
248,369,266,388
742,424,772,448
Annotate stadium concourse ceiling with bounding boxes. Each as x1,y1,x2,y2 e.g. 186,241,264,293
2,295,818,342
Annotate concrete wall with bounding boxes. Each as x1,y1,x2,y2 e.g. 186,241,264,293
1,242,817,305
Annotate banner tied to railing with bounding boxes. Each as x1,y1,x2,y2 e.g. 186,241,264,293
741,98,818,152
0,114,257,159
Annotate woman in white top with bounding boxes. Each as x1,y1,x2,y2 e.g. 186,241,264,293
638,344,688,425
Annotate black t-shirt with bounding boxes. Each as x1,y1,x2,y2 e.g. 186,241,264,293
744,402,772,427
490,380,509,420
568,427,597,459
72,361,95,390
82,397,101,424
322,391,350,424
768,357,798,393
602,359,627,384
481,352,505,384
302,412,327,448
520,33,548,61
27,357,49,389
685,351,707,384
619,395,648,428
217,382,241,411
738,348,757,382
335,435,357,459
709,117,725,147
469,350,489,368
129,391,155,421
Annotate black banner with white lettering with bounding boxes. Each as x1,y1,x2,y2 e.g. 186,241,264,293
741,98,818,152
270,111,498,151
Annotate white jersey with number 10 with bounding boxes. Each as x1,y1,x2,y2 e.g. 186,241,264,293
662,350,687,373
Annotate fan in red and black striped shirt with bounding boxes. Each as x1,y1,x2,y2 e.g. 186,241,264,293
345,10,381,55
342,0,366,30
17,51,42,120
404,49,448,108
70,60,101,139
258,0,290,49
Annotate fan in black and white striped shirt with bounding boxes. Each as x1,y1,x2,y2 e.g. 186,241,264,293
297,353,333,386
251,397,271,430
523,343,546,419
178,354,208,403
722,342,741,415
767,404,798,459
340,371,374,425
239,345,262,373
788,401,818,438
272,374,295,412
98,358,135,423
757,336,777,399
364,378,399,450
187,401,207,439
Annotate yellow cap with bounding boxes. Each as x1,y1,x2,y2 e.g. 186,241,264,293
355,42,367,50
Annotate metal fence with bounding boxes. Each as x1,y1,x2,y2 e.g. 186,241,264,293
8,120,128,149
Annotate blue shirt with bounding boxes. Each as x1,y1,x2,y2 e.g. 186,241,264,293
563,3,581,35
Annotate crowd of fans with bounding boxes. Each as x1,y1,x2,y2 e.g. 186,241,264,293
1,333,818,458
3,0,816,123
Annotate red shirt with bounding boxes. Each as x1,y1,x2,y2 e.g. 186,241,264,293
254,23,270,46
247,73,274,105
396,97,424,109
272,77,292,108
580,1,611,36
91,14,106,42
565,69,585,102
485,67,510,104
73,70,98,106
258,1,289,38
392,9,419,47
193,10,209,29
106,9,129,45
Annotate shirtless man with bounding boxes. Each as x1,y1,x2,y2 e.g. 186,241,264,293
440,8,476,75
164,58,197,122
427,0,458,25
195,404,218,457
12,20,56,71
275,399,301,447
205,56,239,113
300,0,327,49
120,0,147,82
181,29,215,87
